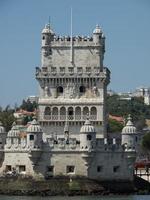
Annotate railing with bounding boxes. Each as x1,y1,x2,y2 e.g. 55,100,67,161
43,115,97,121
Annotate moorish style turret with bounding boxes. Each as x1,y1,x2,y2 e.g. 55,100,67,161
80,117,96,150
121,115,139,150
26,119,43,149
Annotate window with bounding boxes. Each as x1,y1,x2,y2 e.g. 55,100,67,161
66,165,75,173
86,67,91,73
60,67,65,74
42,36,45,40
44,107,51,115
113,166,120,173
19,165,26,172
57,86,63,94
77,67,83,74
97,166,103,172
30,135,34,141
47,166,54,172
68,67,74,75
6,165,11,171
79,86,86,93
51,67,56,74
87,134,92,141
94,67,100,74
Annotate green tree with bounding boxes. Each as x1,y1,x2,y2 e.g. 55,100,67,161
107,119,124,133
0,106,15,131
142,133,150,152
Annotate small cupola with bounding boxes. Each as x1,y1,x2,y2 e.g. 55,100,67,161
27,119,42,133
122,115,137,134
7,122,20,138
93,24,102,34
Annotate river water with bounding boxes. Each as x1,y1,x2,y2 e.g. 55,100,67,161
0,196,150,200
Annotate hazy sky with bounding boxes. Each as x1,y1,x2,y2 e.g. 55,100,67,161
0,0,150,107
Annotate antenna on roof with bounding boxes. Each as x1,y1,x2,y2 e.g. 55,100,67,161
48,16,51,28
70,7,73,63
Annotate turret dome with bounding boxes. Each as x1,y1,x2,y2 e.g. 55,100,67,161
42,24,54,34
7,122,20,137
93,25,102,34
80,117,96,133
122,115,137,134
27,119,42,133
0,122,5,134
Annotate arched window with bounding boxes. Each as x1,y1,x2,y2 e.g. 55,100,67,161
68,107,74,120
60,107,66,120
44,107,51,115
75,107,81,120
90,107,97,120
42,36,45,40
57,86,63,94
52,107,58,120
79,86,86,93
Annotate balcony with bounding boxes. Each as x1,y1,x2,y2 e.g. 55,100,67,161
43,115,97,121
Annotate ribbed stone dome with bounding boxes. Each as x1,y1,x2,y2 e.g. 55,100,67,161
42,24,54,34
27,119,42,133
7,122,20,137
122,115,137,134
80,118,96,133
93,25,102,34
0,122,5,133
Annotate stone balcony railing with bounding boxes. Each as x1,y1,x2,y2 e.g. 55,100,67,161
41,115,97,121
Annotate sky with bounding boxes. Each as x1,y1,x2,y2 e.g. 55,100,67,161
0,0,150,107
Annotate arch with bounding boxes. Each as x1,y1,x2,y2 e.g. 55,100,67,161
79,86,86,93
68,107,74,120
60,107,66,120
90,107,97,120
57,86,63,95
83,107,89,116
52,107,58,115
44,107,51,115
75,107,81,120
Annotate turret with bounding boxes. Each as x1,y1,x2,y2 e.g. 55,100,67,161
6,122,20,148
26,119,43,149
41,23,55,68
0,122,6,148
121,115,139,150
80,117,96,150
42,23,54,46
93,24,102,44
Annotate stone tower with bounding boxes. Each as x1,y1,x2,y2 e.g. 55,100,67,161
36,23,110,139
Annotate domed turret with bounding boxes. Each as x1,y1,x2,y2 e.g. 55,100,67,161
6,122,20,148
42,23,54,46
27,119,43,148
121,115,138,150
80,116,96,150
0,122,6,148
7,122,20,138
0,122,5,134
93,24,102,44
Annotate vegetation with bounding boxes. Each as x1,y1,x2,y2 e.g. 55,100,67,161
141,133,150,152
20,99,37,112
0,106,15,132
107,119,123,133
106,95,149,132
0,100,38,131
